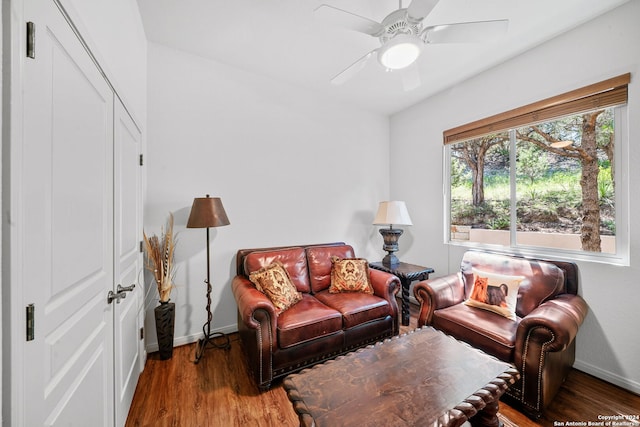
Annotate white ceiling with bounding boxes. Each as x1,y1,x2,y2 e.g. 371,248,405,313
136,0,629,115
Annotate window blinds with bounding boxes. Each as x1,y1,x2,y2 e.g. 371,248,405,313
443,73,630,145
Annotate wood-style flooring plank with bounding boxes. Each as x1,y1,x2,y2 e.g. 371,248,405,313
126,302,640,427
126,336,299,427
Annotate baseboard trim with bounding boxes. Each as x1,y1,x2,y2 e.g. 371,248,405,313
573,360,640,395
145,324,237,353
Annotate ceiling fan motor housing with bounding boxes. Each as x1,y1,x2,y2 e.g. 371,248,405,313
379,9,422,44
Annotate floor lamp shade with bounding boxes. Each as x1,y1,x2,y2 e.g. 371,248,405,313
186,195,230,229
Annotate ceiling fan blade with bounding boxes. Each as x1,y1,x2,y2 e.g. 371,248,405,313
407,0,441,23
314,4,384,36
423,19,509,44
331,50,377,85
401,64,421,92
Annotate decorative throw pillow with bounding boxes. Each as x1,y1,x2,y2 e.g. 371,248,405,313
329,257,374,294
464,269,524,320
249,261,302,314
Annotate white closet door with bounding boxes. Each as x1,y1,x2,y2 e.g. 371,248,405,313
113,99,144,427
22,0,115,425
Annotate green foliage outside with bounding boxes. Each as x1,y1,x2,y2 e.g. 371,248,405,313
450,164,616,235
517,144,549,185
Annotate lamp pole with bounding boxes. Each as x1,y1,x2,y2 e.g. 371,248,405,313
194,225,230,363
188,195,231,364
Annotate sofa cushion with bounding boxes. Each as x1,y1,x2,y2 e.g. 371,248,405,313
461,251,566,317
315,290,391,329
277,294,343,349
329,257,374,294
432,303,518,362
307,245,356,293
464,269,524,320
248,261,302,314
244,247,311,293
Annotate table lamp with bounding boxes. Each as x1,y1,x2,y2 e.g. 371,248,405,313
373,201,412,267
187,194,230,363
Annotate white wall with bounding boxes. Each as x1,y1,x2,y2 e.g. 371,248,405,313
390,1,640,393
144,42,390,350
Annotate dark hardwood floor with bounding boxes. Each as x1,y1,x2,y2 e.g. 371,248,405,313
126,303,640,427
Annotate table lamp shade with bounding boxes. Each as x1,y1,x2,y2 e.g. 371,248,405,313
373,201,412,226
186,195,230,229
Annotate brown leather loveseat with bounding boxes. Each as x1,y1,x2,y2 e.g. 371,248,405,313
232,242,400,390
414,251,588,419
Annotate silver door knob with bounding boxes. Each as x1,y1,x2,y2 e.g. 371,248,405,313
107,290,127,304
117,284,136,293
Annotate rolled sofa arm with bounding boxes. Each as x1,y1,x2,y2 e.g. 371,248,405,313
231,275,278,332
369,269,401,303
516,293,588,357
231,275,279,390
414,272,466,327
515,293,589,385
369,269,401,334
513,293,588,413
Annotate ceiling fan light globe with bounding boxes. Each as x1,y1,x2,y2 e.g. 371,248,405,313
378,34,421,70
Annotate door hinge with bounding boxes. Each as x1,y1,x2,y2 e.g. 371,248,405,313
26,22,36,59
140,327,144,340
26,304,35,341
140,240,144,253
139,154,144,166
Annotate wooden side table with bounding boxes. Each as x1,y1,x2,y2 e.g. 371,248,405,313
369,262,434,326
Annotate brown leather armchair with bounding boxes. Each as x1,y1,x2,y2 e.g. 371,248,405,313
414,251,588,419
232,243,400,390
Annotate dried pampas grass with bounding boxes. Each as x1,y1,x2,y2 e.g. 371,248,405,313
143,214,176,303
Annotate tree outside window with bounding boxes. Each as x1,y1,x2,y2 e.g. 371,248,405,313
449,107,616,255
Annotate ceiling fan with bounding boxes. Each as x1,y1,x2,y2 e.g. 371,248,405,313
315,0,509,89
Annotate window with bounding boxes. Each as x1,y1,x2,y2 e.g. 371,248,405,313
445,74,630,265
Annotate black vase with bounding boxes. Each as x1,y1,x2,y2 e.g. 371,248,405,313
154,301,175,360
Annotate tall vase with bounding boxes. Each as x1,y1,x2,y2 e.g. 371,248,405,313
154,300,175,360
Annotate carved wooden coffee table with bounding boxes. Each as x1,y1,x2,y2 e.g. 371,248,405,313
283,327,519,427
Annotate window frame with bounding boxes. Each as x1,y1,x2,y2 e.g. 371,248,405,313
443,76,630,266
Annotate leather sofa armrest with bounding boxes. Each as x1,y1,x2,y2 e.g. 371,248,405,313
369,268,401,301
369,269,400,334
515,294,588,360
414,272,466,327
231,275,278,331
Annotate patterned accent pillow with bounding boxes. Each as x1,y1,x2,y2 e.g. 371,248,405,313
249,261,302,314
464,268,524,320
329,257,374,294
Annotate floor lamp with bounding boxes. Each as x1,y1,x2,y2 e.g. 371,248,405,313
187,194,230,363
